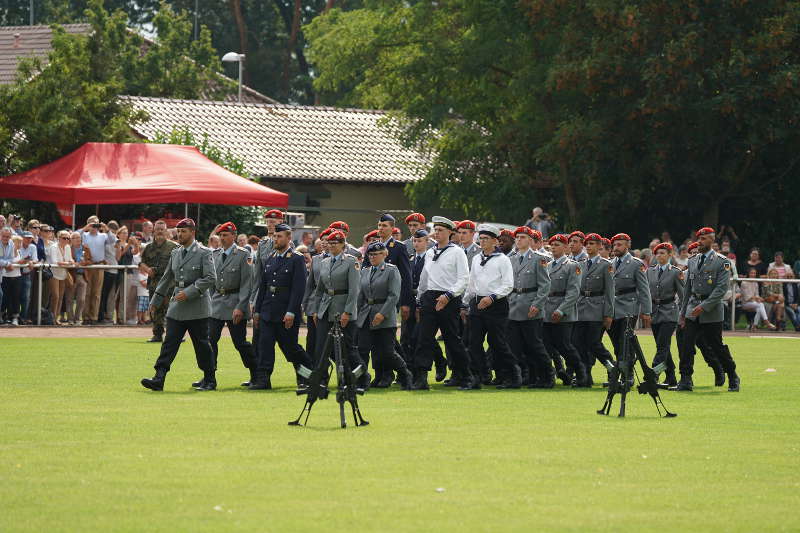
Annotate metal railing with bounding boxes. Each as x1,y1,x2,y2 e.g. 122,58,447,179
729,277,800,330
31,263,141,325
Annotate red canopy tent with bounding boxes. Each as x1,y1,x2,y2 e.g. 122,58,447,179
0,142,287,226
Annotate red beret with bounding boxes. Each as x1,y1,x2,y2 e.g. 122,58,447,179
695,226,715,238
688,241,700,251
328,221,350,232
611,233,631,243
584,232,602,244
514,226,534,237
405,213,426,224
549,234,568,244
217,221,237,233
319,228,332,238
326,230,346,242
601,238,612,247
392,227,401,235
456,220,476,231
654,242,673,253
264,209,284,220
365,229,379,239
176,218,196,229
568,230,585,241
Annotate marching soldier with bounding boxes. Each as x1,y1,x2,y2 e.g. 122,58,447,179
200,222,256,388
139,220,178,342
498,230,515,255
677,227,740,392
648,242,684,388
250,223,312,390
568,231,588,262
464,224,518,389
328,221,363,259
599,238,612,260
572,233,614,387
251,209,283,365
507,227,552,387
542,234,588,387
373,214,413,316
608,233,652,361
302,228,332,361
141,218,216,391
357,241,414,389
456,220,480,267
412,217,475,390
313,230,367,389
402,213,427,252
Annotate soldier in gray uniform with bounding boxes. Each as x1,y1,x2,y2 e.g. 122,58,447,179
357,241,413,389
402,213,427,252
608,233,652,363
572,233,614,387
327,221,363,260
201,222,256,388
677,227,740,392
507,226,552,387
568,231,588,262
313,230,367,388
141,218,217,391
648,242,684,387
302,228,332,363
457,220,480,268
542,234,588,387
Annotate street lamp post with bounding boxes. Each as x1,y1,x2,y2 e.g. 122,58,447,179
221,52,245,103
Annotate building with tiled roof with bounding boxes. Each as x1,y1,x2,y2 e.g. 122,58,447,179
124,96,429,234
0,24,277,104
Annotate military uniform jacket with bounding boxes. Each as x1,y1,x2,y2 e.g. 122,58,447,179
576,256,615,322
543,256,581,323
253,247,307,323
249,236,275,307
302,253,328,316
410,252,426,310
141,238,178,291
680,251,731,323
362,237,413,307
210,245,253,321
314,253,360,322
611,253,652,319
463,243,480,270
357,262,400,330
648,263,684,324
508,249,551,321
150,241,216,321
571,249,588,262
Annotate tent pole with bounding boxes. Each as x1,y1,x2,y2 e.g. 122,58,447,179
122,267,127,325
71,204,76,231
185,203,188,218
197,204,200,232
37,265,42,325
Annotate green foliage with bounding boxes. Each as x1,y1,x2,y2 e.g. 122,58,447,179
306,0,800,256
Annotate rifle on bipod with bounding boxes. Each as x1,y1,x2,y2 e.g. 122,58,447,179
288,316,369,428
597,317,677,418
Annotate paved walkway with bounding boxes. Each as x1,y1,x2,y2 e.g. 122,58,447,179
2,324,797,339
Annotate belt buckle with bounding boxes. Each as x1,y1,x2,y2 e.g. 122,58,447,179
178,281,185,288
368,299,375,305
584,290,591,297
327,289,335,296
269,286,277,294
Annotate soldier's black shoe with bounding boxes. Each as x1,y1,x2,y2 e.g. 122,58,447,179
713,364,726,387
497,365,523,389
572,366,590,388
727,373,740,392
482,372,494,386
556,369,570,386
434,363,447,383
194,379,217,391
530,379,555,389
357,372,371,393
411,370,429,390
147,335,163,343
459,377,481,390
443,375,461,387
375,373,394,388
248,377,272,390
141,369,167,391
191,378,203,387
671,379,693,392
241,368,258,387
659,370,678,389
399,369,414,390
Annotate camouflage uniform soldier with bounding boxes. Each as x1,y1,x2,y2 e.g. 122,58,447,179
140,220,178,342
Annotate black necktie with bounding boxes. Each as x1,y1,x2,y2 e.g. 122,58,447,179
615,258,621,270
658,267,663,280
698,254,706,270
370,267,377,282
182,248,188,259
519,255,524,265
222,252,228,263
331,256,336,268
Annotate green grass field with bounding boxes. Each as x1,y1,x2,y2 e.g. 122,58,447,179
2,335,798,532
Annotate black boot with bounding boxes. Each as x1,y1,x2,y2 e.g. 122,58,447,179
241,368,258,387
497,365,523,389
556,369,571,386
356,371,371,393
434,359,447,382
443,372,461,386
399,369,414,390
141,368,167,391
411,370,429,390
194,372,217,391
671,377,693,391
248,372,272,390
661,369,678,388
727,372,740,392
191,377,204,387
459,374,481,390
712,362,726,387
147,335,163,343
572,365,590,388
370,370,384,388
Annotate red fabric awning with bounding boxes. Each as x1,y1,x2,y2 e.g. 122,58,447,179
0,142,288,207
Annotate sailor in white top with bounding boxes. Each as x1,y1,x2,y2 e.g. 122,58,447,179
410,216,475,390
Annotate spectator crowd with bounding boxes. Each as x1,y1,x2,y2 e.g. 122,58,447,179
1,211,798,332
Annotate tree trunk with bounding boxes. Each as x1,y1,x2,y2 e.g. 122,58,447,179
228,0,249,86
324,0,336,12
282,0,303,98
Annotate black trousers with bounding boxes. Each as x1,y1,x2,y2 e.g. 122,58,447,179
543,322,583,373
97,271,117,321
413,291,471,377
651,321,677,373
1,275,22,318
258,317,312,377
359,325,406,374
208,317,256,371
572,321,613,371
404,309,447,369
507,318,550,381
305,315,317,364
468,299,516,375
315,317,364,371
154,317,214,374
675,326,719,370
678,320,736,378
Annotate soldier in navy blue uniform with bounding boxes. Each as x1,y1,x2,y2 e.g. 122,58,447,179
249,223,312,390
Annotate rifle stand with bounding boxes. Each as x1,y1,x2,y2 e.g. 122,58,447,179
597,317,677,418
288,318,369,428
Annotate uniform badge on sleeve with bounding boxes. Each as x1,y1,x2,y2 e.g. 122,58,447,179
540,259,547,267
575,267,581,275
640,264,647,272
724,262,731,270
679,271,685,280
608,265,613,273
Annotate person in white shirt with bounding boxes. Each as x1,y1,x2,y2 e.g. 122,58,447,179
46,230,73,324
411,216,475,390
80,217,109,323
463,224,519,389
0,229,24,324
